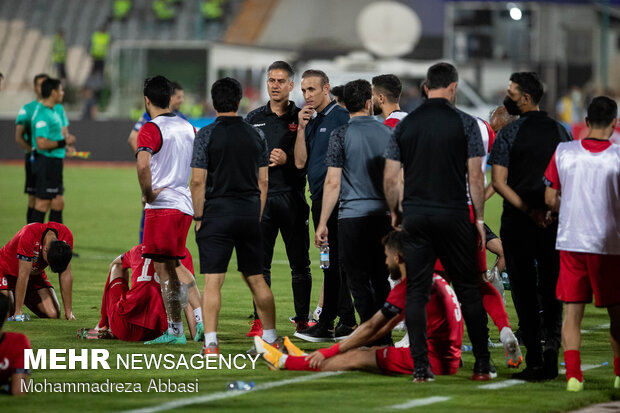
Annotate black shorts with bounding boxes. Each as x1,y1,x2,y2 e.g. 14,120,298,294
195,215,263,275
24,152,37,195
34,156,64,199
484,224,498,243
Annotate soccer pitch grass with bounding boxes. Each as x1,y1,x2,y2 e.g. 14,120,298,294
1,162,618,413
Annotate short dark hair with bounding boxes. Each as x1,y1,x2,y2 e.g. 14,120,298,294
330,85,345,101
0,293,9,329
382,230,405,254
302,69,329,87
426,62,458,90
144,75,173,109
171,81,183,92
267,61,294,80
47,240,72,273
343,79,372,113
34,73,49,86
372,74,402,103
41,78,62,98
211,77,242,113
587,96,618,128
509,72,544,105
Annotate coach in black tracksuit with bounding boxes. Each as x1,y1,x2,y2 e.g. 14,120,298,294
246,61,312,329
384,63,492,382
489,72,571,382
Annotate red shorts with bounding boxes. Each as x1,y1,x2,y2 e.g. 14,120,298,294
0,270,53,291
375,346,459,376
105,279,160,341
556,250,620,307
142,209,192,259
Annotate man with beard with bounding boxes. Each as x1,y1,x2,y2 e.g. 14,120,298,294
488,72,572,381
256,231,463,377
372,74,407,128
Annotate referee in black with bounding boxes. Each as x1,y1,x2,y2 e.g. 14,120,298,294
489,72,571,381
384,62,492,382
246,61,312,333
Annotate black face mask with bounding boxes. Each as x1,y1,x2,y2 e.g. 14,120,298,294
503,95,522,116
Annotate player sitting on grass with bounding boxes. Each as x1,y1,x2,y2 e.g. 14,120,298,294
256,231,476,382
0,222,74,320
0,294,31,395
77,244,204,343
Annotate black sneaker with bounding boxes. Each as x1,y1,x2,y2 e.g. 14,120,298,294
413,365,435,382
293,323,334,342
512,365,547,381
334,323,357,340
542,349,558,380
472,359,497,381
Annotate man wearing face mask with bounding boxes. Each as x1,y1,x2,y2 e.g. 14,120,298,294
488,72,572,381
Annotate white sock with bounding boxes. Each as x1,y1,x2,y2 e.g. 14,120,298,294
168,321,184,337
204,332,217,346
194,307,203,323
262,329,277,343
500,327,514,343
279,354,288,369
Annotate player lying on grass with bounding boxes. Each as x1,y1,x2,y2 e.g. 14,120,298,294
0,294,32,395
256,231,483,382
0,222,74,320
77,244,204,343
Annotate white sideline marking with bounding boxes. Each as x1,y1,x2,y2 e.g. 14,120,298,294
387,396,451,410
581,324,610,334
478,379,525,389
559,364,603,374
122,371,344,413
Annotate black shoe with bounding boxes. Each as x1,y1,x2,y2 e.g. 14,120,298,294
542,349,558,380
472,359,497,381
293,323,334,343
413,365,435,382
72,251,80,258
334,323,357,340
512,365,547,381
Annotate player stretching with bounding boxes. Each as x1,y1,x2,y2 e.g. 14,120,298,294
544,96,620,391
0,222,74,320
136,75,196,344
257,231,466,381
78,245,203,342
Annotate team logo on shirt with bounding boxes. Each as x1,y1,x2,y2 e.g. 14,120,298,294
0,358,8,370
288,123,298,132
320,128,327,132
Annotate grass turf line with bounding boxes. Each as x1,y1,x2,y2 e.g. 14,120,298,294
0,163,618,413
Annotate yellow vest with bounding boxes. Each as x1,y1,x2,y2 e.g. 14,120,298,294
52,34,66,63
91,31,110,60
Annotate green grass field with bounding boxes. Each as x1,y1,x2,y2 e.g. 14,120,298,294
0,162,618,412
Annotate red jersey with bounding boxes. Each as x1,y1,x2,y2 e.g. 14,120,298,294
0,332,31,387
113,245,194,330
384,274,463,359
383,110,408,128
0,223,73,277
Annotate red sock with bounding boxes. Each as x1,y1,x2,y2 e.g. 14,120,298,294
284,355,320,371
564,350,583,382
479,281,510,332
614,357,620,376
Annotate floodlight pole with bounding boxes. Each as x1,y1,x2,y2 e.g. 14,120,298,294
600,0,610,89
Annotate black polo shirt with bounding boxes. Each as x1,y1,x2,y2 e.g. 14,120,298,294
246,101,305,195
488,110,572,223
191,116,269,217
384,98,485,217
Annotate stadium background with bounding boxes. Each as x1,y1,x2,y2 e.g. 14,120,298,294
1,0,619,411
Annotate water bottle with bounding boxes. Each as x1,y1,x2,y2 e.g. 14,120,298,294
8,314,30,322
226,381,255,391
319,244,330,269
502,271,511,291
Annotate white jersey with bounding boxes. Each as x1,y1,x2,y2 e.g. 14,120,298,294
465,117,493,206
555,140,620,254
146,114,195,216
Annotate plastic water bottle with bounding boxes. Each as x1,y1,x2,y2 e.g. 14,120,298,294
501,271,511,291
226,381,255,391
319,244,330,269
8,314,30,322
